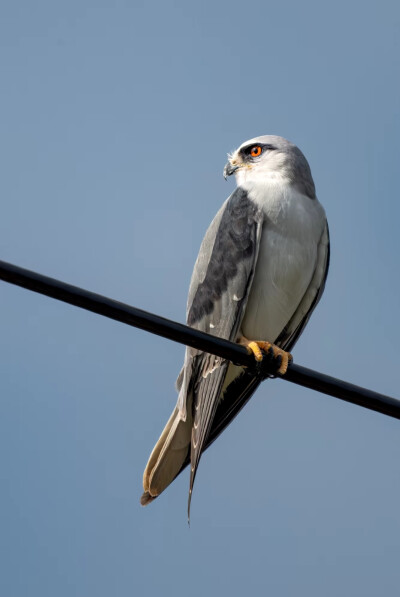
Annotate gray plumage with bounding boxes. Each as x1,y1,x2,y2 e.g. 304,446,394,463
141,135,329,517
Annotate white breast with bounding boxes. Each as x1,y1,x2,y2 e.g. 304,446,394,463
239,181,325,342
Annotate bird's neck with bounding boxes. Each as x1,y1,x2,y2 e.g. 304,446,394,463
238,173,294,219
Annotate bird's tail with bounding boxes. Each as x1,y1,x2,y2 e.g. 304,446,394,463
141,405,192,505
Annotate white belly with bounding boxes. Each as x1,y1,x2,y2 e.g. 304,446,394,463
239,186,324,342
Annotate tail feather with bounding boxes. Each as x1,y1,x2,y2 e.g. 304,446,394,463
140,491,156,506
141,403,192,505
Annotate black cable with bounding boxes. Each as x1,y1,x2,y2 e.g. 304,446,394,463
1,259,399,420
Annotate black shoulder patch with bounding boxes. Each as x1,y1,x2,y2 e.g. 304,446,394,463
187,187,259,326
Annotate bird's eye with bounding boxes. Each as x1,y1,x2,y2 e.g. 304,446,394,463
250,145,262,157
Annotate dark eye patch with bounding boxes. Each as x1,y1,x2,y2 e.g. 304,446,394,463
240,143,276,159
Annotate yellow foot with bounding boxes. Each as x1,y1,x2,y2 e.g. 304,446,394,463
238,337,293,375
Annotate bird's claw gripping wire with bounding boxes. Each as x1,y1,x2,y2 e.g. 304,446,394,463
238,337,293,377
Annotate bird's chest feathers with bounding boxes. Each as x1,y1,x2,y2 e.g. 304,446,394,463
241,183,321,341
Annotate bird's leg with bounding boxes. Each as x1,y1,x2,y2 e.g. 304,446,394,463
238,336,293,376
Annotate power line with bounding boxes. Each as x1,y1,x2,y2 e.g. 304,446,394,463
1,259,399,420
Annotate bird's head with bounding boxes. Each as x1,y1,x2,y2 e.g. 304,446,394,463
223,135,316,199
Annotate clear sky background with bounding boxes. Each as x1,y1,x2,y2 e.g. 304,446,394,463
1,1,399,595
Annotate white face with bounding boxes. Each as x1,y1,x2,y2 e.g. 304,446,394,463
227,136,291,187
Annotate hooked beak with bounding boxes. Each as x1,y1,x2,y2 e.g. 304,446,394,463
223,161,239,180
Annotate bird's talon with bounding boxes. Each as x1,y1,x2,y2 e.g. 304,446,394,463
245,341,263,362
239,337,292,376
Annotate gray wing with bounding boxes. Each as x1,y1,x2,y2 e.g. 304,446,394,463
184,187,264,515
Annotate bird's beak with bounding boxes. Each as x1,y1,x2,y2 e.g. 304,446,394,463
223,161,239,180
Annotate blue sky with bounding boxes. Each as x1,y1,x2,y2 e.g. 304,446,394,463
1,1,399,595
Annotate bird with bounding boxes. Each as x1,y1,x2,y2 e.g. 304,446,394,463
141,135,330,517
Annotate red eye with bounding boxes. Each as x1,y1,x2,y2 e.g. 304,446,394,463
250,145,262,157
